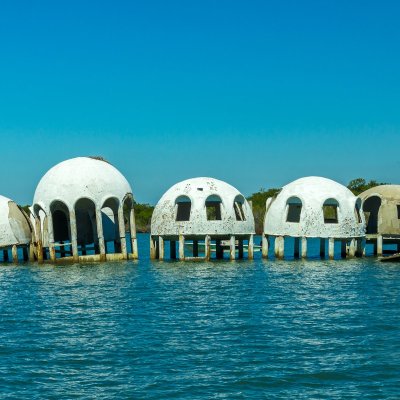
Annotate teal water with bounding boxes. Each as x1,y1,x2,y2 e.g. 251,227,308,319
0,234,399,399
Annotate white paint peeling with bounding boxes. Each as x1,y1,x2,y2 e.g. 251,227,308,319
264,176,365,238
0,195,31,247
151,177,255,236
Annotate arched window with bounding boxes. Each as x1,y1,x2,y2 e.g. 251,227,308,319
50,200,70,242
75,198,97,249
323,198,339,224
234,195,246,221
175,196,191,221
354,199,362,223
363,196,381,234
286,196,302,223
206,195,222,221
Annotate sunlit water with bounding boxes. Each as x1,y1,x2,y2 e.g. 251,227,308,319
0,234,399,399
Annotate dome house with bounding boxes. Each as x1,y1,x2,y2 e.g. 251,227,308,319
263,177,366,259
32,157,138,262
359,185,400,255
0,195,33,263
150,177,255,260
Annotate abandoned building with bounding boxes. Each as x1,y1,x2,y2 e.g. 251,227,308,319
150,177,255,260
32,157,138,263
359,185,400,256
0,195,33,263
263,176,366,259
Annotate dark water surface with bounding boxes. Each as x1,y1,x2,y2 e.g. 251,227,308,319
1,234,399,399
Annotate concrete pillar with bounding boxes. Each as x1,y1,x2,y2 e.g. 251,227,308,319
248,234,254,260
3,249,9,262
320,238,326,259
118,207,128,259
262,235,269,259
12,245,18,264
150,236,157,260
158,237,164,260
377,235,383,256
47,212,56,262
129,207,138,259
230,235,236,261
179,234,185,260
205,235,211,260
301,237,307,259
348,238,356,258
294,237,300,259
69,210,79,262
29,243,35,262
35,215,44,263
238,239,244,259
275,236,284,259
328,237,335,260
95,208,106,261
193,240,199,257
170,240,176,259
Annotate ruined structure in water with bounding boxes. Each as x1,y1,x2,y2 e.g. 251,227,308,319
150,177,255,260
0,195,33,263
32,157,138,263
263,177,366,259
359,185,400,255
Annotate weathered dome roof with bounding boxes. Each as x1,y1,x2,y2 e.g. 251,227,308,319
358,185,400,201
0,195,32,247
264,176,365,238
33,157,133,212
151,177,255,237
358,185,400,236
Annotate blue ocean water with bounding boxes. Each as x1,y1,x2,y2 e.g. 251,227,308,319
0,234,399,399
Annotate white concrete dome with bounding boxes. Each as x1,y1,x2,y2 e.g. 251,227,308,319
0,195,32,247
151,177,255,237
359,185,400,235
33,157,133,213
264,176,365,238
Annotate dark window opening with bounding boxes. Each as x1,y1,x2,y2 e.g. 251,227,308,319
286,197,302,223
176,196,191,221
363,196,381,234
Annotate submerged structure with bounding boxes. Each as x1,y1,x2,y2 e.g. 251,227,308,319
150,177,255,260
0,195,33,263
32,157,138,263
359,185,400,255
263,177,365,259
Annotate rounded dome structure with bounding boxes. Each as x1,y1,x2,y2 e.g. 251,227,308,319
151,177,255,237
150,178,255,261
0,195,32,248
264,176,365,238
33,157,132,213
359,185,400,236
32,157,138,262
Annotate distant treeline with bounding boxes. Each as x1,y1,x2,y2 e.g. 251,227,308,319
20,178,387,235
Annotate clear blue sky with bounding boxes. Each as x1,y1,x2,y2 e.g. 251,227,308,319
0,0,399,205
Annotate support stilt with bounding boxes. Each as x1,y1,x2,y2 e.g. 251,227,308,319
150,236,157,260
158,237,164,260
230,236,235,261
248,234,254,260
262,235,269,259
377,235,383,256
12,245,18,264
301,237,307,259
179,234,185,260
328,237,335,260
205,235,211,261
